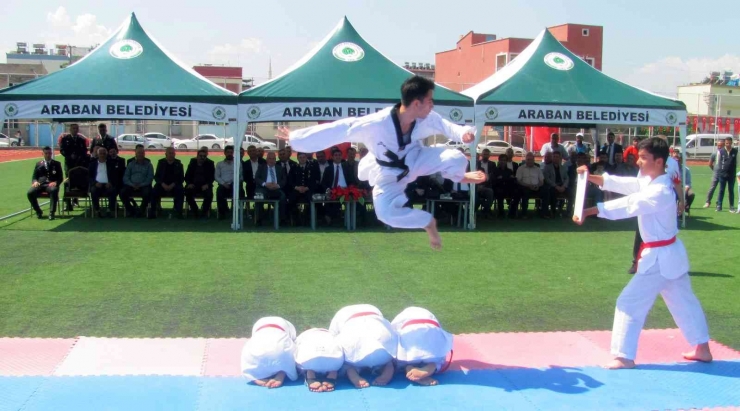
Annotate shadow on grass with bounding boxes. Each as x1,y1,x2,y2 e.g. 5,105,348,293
689,271,734,278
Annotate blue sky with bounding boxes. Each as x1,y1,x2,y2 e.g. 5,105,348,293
1,0,737,95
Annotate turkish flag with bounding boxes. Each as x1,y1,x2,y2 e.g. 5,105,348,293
709,117,716,132
734,119,740,134
725,118,731,133
701,117,707,132
718,117,724,132
524,126,559,151
693,116,698,129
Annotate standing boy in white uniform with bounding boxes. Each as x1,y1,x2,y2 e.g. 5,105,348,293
574,137,712,369
277,76,486,249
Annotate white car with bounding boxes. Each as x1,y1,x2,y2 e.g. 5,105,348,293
116,134,164,150
239,134,277,150
432,140,471,153
143,132,173,148
476,140,526,156
172,134,230,150
671,133,733,158
0,133,20,147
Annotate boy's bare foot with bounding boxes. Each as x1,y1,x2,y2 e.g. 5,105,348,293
346,367,370,389
322,371,338,392
266,371,286,388
405,364,435,382
603,357,636,369
460,170,487,185
253,378,268,387
306,370,324,392
372,362,394,386
425,218,442,250
682,343,713,363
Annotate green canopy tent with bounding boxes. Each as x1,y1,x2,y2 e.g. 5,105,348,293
232,17,475,229
462,29,688,228
0,12,237,152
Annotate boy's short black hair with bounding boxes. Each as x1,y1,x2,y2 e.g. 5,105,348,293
401,75,435,107
135,144,144,149
637,137,669,165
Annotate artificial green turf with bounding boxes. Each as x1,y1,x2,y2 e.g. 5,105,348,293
0,157,738,351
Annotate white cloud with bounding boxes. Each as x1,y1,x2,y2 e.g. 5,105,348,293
39,7,112,48
207,37,264,64
619,54,740,96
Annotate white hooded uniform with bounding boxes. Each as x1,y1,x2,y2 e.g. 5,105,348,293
329,304,398,369
294,328,344,374
289,106,474,229
241,316,299,383
391,307,453,372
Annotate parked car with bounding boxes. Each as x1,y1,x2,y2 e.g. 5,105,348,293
476,140,526,156
671,133,733,158
172,134,230,150
432,140,471,153
143,132,173,148
0,133,20,147
239,134,277,150
116,134,164,150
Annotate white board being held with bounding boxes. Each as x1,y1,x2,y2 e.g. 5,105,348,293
573,171,589,222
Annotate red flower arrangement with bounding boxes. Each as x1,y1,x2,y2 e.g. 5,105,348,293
328,185,368,205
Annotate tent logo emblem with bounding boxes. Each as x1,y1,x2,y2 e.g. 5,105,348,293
449,109,463,122
484,107,498,121
212,106,227,120
4,103,18,118
544,53,574,71
110,40,143,59
665,112,678,125
247,106,261,120
332,42,365,62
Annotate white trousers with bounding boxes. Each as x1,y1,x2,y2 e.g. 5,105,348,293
372,146,467,229
611,265,710,360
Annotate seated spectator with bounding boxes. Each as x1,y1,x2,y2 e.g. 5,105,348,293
405,176,431,208
243,145,264,200
150,147,184,219
540,151,552,169
255,151,288,224
516,152,544,218
491,154,519,218
476,149,496,182
216,146,244,220
319,149,355,224
543,151,570,217
107,147,126,191
505,148,519,173
616,153,639,177
311,150,331,190
256,147,266,160
277,148,297,182
27,146,63,220
88,147,118,218
120,145,154,217
185,147,215,219
673,151,695,214
288,152,315,224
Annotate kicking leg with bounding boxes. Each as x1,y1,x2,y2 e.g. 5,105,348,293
424,217,442,250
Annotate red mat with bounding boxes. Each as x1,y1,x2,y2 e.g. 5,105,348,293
0,338,76,376
202,338,248,377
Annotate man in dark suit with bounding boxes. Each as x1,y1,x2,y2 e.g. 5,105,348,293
243,145,266,199
491,154,519,218
107,147,127,191
600,132,623,167
27,146,63,220
185,147,216,219
287,152,314,224
89,123,117,155
150,147,185,219
88,147,119,217
319,149,356,223
59,123,89,211
255,151,288,224
476,149,496,183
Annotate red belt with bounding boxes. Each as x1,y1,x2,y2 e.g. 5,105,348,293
254,323,285,333
637,236,676,270
402,319,440,329
347,311,379,321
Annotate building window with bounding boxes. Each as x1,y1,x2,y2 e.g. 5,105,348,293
582,29,590,36
729,90,733,94
135,120,144,133
585,57,595,67
495,54,507,72
728,110,732,116
509,53,519,62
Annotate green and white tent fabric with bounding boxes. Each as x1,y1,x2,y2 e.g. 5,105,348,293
237,17,474,125
231,17,475,229
462,28,688,228
0,13,237,129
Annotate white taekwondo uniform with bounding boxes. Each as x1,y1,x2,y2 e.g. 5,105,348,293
597,173,709,360
289,104,475,229
241,316,299,383
329,304,398,370
294,328,344,374
391,307,453,372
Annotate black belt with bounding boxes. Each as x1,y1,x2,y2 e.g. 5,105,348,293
376,151,409,182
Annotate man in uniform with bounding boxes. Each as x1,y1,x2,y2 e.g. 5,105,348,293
59,123,89,210
27,146,63,220
287,152,314,225
89,123,117,155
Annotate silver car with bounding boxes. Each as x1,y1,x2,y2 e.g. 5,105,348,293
143,132,173,148
116,134,164,150
0,133,20,147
